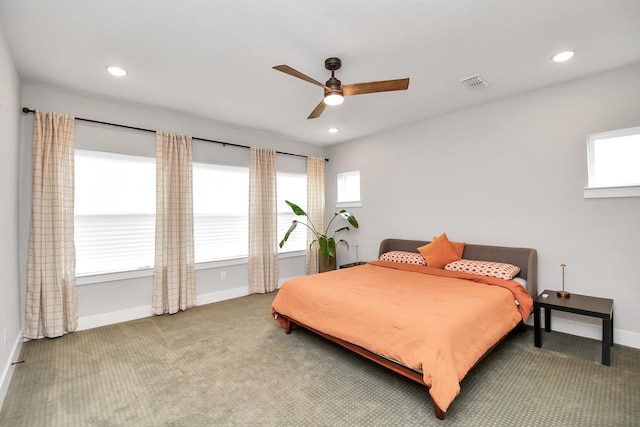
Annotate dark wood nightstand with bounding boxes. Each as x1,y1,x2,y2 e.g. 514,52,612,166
339,261,367,269
533,289,614,365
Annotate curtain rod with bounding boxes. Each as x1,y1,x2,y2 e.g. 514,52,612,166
21,107,328,162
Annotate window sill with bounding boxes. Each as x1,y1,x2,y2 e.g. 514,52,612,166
583,185,640,199
76,251,306,285
336,201,362,208
76,267,154,286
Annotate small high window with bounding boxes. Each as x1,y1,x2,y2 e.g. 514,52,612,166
585,126,640,198
337,171,361,207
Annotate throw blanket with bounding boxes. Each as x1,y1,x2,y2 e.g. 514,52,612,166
272,262,533,413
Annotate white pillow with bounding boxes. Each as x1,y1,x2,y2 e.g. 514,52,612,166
512,277,527,288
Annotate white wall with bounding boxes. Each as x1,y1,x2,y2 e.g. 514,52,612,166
327,63,640,348
0,24,23,409
8,58,640,408
19,84,325,330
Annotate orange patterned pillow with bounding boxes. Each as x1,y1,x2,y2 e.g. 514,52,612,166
444,259,521,280
417,233,461,269
379,251,427,266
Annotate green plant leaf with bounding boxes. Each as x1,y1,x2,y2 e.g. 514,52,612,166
336,239,350,251
279,220,298,248
338,210,359,228
327,238,337,258
285,200,308,217
318,236,331,263
333,226,349,235
278,201,359,260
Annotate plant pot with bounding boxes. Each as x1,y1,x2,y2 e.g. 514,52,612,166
319,256,337,273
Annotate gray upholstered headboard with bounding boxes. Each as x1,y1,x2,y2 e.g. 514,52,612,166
378,238,538,297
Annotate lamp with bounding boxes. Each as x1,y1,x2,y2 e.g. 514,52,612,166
557,263,570,298
324,90,344,106
323,72,344,106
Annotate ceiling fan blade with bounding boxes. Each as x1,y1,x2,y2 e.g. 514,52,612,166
307,99,327,119
273,65,328,89
342,78,410,97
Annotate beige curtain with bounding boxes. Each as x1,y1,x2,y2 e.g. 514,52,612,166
153,131,196,315
306,157,326,275
248,148,279,293
25,110,78,339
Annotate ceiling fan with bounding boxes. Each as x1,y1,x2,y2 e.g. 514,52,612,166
273,57,410,119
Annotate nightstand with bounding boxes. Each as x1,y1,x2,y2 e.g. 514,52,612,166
533,289,614,365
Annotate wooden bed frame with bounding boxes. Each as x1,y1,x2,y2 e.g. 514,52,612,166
278,238,538,420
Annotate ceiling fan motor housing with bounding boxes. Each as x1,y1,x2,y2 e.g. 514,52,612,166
325,58,343,92
324,57,341,71
325,76,342,91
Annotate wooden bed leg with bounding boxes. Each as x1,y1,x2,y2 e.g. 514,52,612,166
433,402,445,420
284,319,293,334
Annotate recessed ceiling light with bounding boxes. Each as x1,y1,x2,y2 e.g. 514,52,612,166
106,66,128,77
551,50,575,63
328,128,339,134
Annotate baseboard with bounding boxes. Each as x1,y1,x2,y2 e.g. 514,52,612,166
77,305,153,331
612,328,640,349
77,286,250,331
540,317,640,349
196,286,249,306
0,331,23,411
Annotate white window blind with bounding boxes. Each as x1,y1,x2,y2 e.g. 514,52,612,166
76,151,310,276
192,165,307,261
75,149,156,276
277,171,307,253
192,163,249,262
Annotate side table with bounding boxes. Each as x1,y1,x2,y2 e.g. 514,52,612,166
533,289,614,366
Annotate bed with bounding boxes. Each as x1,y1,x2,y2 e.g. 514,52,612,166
271,237,537,420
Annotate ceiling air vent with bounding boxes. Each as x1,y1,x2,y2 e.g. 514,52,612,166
460,74,489,89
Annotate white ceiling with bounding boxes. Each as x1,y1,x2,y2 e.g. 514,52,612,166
1,1,640,146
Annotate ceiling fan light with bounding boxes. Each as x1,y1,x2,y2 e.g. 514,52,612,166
324,93,344,106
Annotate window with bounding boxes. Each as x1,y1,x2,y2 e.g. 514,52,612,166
585,126,640,198
192,165,307,262
277,172,307,253
337,170,361,207
76,151,309,276
193,163,249,262
75,150,156,276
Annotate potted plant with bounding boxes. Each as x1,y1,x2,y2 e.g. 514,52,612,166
279,200,359,271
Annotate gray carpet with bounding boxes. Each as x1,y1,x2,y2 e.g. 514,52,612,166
1,293,638,426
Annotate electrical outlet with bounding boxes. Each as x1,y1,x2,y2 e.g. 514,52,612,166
220,271,226,280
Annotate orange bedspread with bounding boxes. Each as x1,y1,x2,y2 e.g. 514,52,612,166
271,261,533,413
